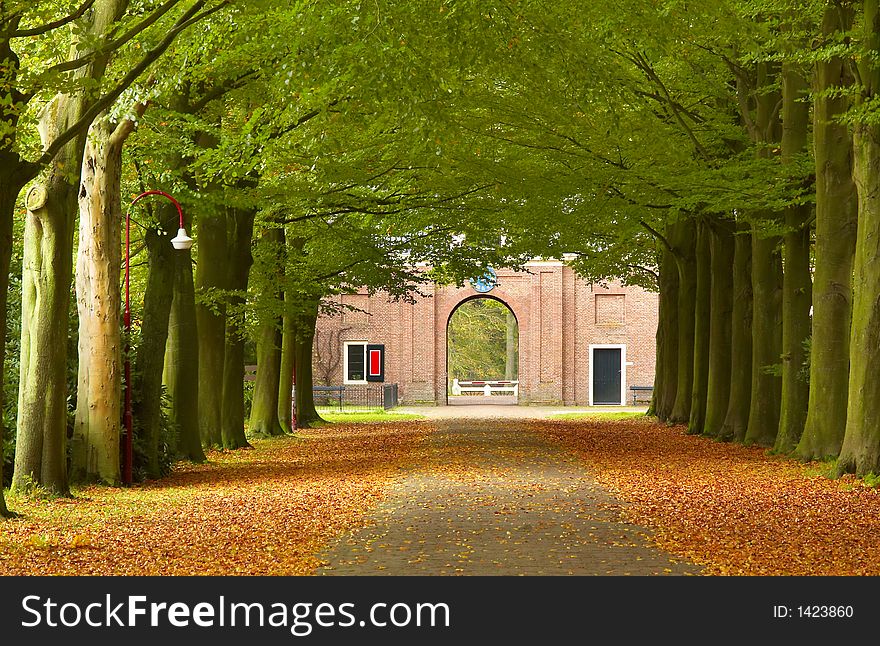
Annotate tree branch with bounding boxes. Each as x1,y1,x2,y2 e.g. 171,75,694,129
34,0,228,167
639,219,674,253
41,0,183,76
13,0,96,37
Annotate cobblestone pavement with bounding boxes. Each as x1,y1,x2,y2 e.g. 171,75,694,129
316,420,701,575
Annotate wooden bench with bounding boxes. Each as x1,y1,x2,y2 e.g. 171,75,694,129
629,385,653,405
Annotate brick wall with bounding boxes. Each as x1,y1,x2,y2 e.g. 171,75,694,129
314,261,658,406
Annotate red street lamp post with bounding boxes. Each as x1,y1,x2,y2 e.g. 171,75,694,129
123,190,194,485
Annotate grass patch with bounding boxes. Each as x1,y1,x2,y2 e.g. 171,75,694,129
548,411,647,421
317,409,427,424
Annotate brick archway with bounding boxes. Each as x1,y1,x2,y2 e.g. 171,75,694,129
435,278,537,403
443,293,520,404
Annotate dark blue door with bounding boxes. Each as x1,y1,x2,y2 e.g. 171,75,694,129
593,348,622,404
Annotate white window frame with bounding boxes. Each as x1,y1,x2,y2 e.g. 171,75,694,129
343,341,368,384
588,344,627,406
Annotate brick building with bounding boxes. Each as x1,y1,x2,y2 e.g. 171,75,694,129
313,259,658,406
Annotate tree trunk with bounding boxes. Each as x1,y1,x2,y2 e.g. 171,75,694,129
505,310,517,380
774,62,813,454
797,3,857,461
249,316,285,437
249,228,285,437
649,248,678,421
132,204,178,479
195,212,228,449
837,120,880,475
278,290,296,434
13,159,78,496
12,0,128,495
0,175,24,516
702,219,735,438
718,223,753,442
71,115,134,484
164,249,205,462
838,0,880,475
668,220,697,425
293,299,323,429
687,219,711,434
743,61,784,448
744,227,783,446
220,207,255,449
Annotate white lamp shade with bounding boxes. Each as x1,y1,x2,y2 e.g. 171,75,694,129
171,227,194,250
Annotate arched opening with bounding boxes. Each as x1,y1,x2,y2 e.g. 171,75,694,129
446,296,519,405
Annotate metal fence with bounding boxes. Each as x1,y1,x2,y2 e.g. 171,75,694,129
305,383,399,412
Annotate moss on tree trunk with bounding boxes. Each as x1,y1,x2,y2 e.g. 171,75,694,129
195,212,228,449
278,290,296,435
649,248,678,421
774,62,813,455
13,175,77,496
132,204,178,479
718,223,753,442
702,219,734,438
220,207,255,449
249,228,286,437
687,220,711,434
797,4,857,461
668,220,697,425
165,249,205,463
293,299,323,429
837,117,880,476
744,227,783,447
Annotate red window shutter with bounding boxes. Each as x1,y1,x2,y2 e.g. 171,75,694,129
366,344,384,382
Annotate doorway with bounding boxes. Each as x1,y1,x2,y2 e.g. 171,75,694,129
590,345,625,405
446,297,518,405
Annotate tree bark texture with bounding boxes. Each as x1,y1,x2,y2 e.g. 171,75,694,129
687,219,711,434
668,220,697,425
13,0,128,495
718,223,753,442
774,62,813,454
702,219,735,438
278,290,296,435
71,115,135,484
132,204,177,478
798,3,858,461
248,228,285,437
164,249,205,463
220,207,255,449
649,248,678,421
743,61,784,448
194,211,228,448
292,299,322,429
838,0,880,474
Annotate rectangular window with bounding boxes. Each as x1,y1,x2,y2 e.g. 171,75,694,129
345,342,385,384
345,342,366,383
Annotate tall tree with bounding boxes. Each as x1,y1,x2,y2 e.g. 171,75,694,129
797,2,857,461
837,0,880,476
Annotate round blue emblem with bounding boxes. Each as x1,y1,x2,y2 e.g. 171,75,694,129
470,268,497,293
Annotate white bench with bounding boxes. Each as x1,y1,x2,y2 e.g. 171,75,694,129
451,379,519,397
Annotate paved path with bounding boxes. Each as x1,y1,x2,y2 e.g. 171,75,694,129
316,420,700,575
395,404,649,419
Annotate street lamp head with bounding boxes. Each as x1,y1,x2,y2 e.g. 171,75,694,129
171,227,194,250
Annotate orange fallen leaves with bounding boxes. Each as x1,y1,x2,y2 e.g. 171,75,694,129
0,422,430,576
536,417,880,576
